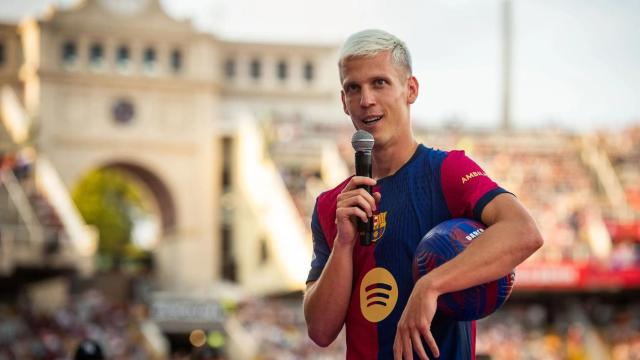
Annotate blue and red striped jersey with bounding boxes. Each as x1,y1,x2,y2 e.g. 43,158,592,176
307,145,509,359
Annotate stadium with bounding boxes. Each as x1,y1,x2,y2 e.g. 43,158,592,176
0,0,639,359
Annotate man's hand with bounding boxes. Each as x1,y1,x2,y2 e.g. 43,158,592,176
335,176,381,247
393,278,441,360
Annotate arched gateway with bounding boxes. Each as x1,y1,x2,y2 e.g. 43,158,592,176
9,0,340,294
21,0,219,291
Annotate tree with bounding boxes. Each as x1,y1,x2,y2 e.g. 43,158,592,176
72,168,147,269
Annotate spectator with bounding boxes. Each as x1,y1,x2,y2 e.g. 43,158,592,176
74,339,104,360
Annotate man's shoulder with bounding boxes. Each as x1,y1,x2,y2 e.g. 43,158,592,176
419,144,453,157
413,144,451,170
419,145,480,167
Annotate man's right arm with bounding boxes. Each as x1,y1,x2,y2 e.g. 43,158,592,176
303,240,355,347
303,176,379,347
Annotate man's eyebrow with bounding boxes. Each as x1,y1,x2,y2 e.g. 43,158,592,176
371,77,387,83
372,74,392,81
342,80,358,89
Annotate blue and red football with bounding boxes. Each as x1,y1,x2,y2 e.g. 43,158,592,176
412,218,515,321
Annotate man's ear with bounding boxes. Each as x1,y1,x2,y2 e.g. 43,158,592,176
341,90,350,116
407,76,419,104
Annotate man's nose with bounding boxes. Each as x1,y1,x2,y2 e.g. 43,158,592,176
360,87,375,107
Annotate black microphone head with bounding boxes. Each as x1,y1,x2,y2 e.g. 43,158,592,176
351,130,374,152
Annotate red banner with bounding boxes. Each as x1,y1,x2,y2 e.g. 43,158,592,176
605,220,640,242
514,262,640,290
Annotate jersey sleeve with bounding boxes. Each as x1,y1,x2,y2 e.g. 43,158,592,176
306,201,330,283
440,150,511,221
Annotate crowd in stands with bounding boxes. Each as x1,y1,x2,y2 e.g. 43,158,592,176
4,284,640,359
232,293,640,360
0,148,34,181
269,119,352,226
418,129,640,269
235,296,345,359
467,134,597,264
477,297,603,360
476,295,640,360
278,166,320,226
601,125,640,213
600,126,640,280
0,146,66,257
0,288,155,359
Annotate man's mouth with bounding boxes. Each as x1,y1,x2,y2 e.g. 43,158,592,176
363,115,382,125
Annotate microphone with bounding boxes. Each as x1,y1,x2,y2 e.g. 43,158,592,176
351,130,375,246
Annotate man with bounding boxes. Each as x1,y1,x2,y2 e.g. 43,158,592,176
303,29,543,359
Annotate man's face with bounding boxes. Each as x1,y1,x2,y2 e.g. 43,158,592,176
340,51,418,149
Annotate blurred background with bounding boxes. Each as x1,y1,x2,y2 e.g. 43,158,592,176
0,0,638,359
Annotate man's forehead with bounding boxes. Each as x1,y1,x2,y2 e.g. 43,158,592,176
340,52,406,82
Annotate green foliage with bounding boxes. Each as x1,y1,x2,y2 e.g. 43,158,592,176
72,168,147,267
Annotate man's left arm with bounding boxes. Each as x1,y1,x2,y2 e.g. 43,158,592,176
393,193,543,360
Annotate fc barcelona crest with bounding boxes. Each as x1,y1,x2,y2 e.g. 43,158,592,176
372,211,387,243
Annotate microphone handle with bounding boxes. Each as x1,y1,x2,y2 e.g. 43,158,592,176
355,151,374,246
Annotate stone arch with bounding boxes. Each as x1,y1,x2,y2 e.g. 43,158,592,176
102,161,177,234
73,159,177,236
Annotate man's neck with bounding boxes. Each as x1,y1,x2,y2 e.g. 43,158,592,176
372,139,419,179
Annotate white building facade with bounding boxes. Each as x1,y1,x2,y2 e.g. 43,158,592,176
0,0,345,294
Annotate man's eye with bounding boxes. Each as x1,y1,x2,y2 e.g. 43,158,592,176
374,79,387,86
346,84,359,92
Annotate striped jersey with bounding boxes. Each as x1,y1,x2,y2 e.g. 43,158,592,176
307,144,509,359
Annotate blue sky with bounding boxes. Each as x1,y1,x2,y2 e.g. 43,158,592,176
1,0,639,131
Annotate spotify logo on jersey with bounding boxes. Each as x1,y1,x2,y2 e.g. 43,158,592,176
359,267,398,323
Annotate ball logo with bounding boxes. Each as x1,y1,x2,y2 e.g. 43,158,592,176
465,228,484,241
359,267,398,323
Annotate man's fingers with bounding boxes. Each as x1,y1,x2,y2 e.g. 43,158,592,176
402,332,413,360
337,196,374,219
420,327,439,359
344,176,376,191
337,189,377,215
336,207,369,224
393,334,403,360
411,331,429,360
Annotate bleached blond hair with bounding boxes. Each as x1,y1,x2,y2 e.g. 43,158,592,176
338,29,412,80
